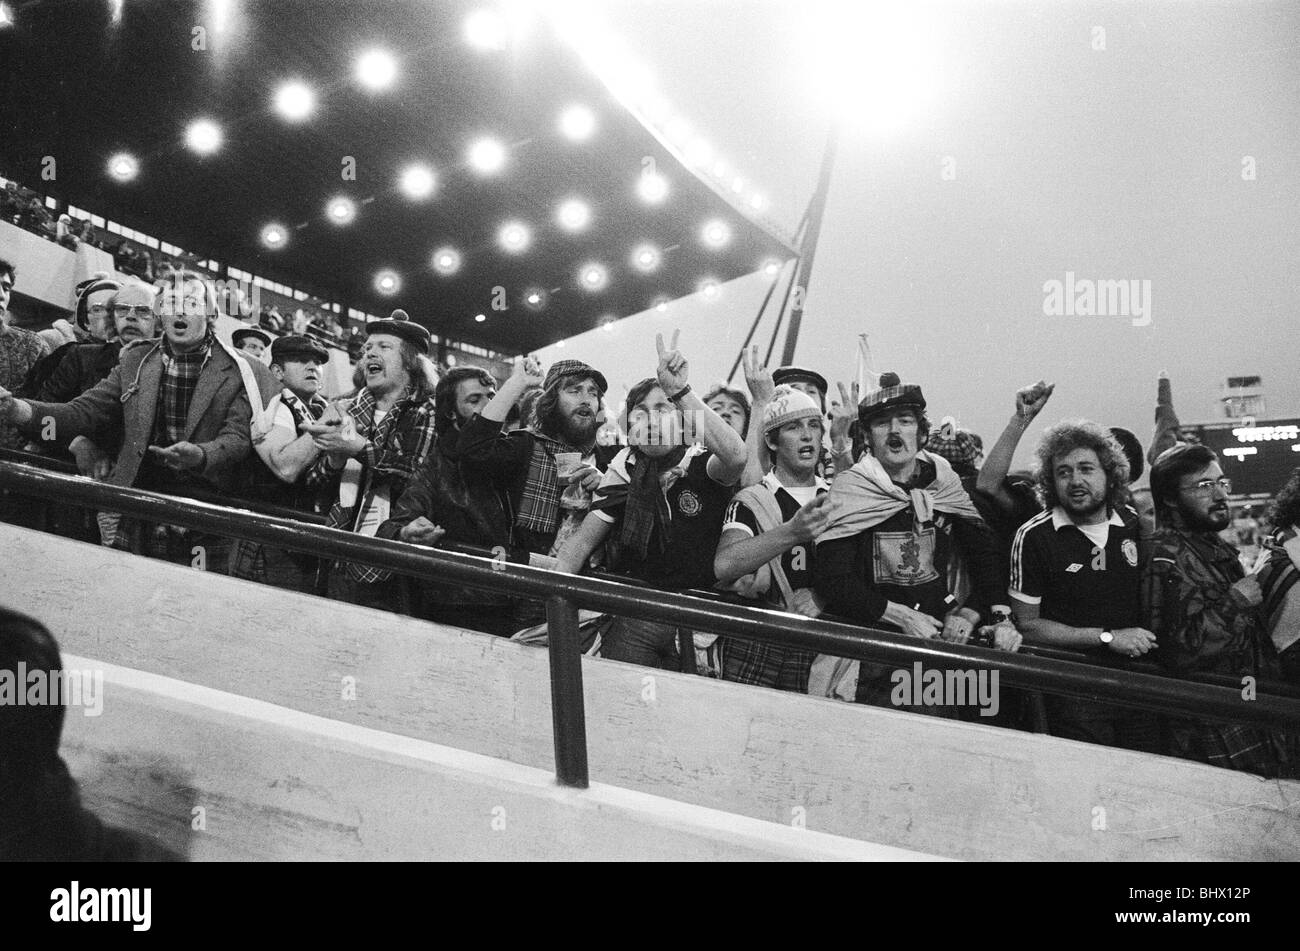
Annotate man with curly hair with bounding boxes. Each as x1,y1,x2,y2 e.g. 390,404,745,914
1010,419,1161,752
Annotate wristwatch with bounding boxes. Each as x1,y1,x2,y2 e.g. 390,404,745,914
1099,629,1114,646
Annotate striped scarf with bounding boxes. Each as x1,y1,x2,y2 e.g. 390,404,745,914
279,388,329,428
154,333,213,444
515,431,581,534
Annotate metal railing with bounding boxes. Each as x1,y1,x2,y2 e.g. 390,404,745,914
3,457,1300,790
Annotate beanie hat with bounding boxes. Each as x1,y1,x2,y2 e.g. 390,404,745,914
763,385,823,434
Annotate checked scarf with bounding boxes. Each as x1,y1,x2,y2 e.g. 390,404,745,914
515,430,587,535
153,333,213,445
323,384,437,583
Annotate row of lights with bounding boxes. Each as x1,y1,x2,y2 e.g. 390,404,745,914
260,199,736,256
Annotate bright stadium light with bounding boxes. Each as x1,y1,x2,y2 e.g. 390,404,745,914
578,263,608,292
374,269,401,295
556,198,591,233
356,49,397,91
185,119,222,155
699,278,720,300
630,244,661,274
274,80,315,122
797,1,943,133
761,258,782,277
498,220,531,254
474,313,486,322
700,219,732,250
107,152,139,182
326,196,357,225
464,7,508,51
0,4,14,28
636,171,669,205
261,223,288,249
468,137,507,175
432,247,462,276
399,163,436,200
558,104,596,142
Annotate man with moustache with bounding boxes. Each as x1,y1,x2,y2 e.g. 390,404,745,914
458,355,616,559
230,334,334,592
1009,420,1160,752
0,270,279,568
1144,444,1295,776
303,317,439,609
814,372,1013,712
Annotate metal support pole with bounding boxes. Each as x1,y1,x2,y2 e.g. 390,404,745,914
545,595,589,789
780,124,840,367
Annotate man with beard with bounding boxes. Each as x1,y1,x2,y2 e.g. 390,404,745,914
554,331,747,671
814,372,1013,713
303,317,438,610
1009,420,1161,752
378,366,530,636
458,355,616,559
1143,444,1295,776
230,334,334,592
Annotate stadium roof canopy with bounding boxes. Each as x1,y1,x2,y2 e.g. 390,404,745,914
0,0,798,354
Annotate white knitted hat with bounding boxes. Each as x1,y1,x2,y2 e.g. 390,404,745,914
763,385,822,434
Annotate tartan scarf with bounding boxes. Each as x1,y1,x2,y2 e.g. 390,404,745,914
154,332,213,444
817,449,980,544
514,429,587,534
616,445,689,561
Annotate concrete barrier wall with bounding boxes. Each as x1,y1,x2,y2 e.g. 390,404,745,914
57,655,935,861
3,524,1297,860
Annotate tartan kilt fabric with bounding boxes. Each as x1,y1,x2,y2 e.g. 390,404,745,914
229,539,319,594
1168,719,1295,778
721,635,816,693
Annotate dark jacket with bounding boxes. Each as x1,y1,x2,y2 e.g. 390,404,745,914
456,413,619,555
378,424,516,605
22,338,279,493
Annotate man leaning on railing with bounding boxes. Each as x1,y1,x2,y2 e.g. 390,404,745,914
554,330,747,674
0,270,279,570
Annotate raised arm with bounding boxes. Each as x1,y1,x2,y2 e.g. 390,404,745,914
976,379,1054,512
656,330,746,485
738,345,775,488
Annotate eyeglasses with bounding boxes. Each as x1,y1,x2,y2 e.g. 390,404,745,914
113,304,155,319
87,304,111,315
1180,477,1232,495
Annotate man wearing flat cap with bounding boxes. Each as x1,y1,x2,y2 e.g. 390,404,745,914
459,354,619,561
231,326,272,362
231,334,335,592
815,372,1015,713
303,317,439,609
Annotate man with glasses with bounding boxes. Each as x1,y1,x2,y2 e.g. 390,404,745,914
1144,444,1295,776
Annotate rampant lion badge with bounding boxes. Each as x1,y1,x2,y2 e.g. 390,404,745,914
677,489,702,517
1122,538,1138,567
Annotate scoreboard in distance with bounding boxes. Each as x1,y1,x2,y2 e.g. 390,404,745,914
1188,418,1300,498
